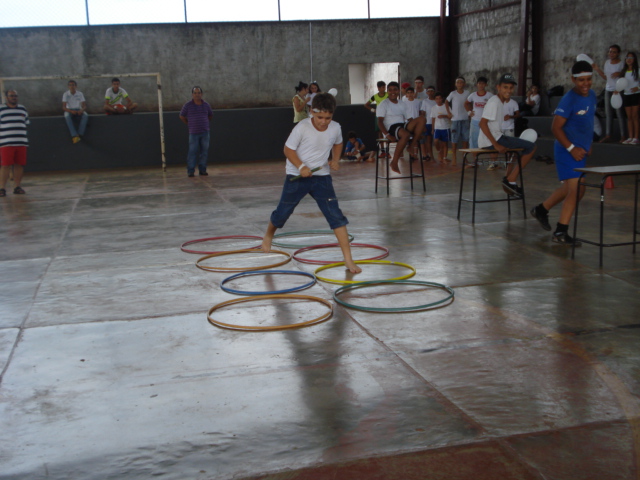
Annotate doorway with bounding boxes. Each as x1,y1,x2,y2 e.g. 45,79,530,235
348,62,400,104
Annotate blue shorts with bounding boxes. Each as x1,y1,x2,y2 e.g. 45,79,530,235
450,119,470,144
469,119,481,148
270,175,348,230
554,142,586,181
434,129,449,142
483,135,535,156
422,124,433,137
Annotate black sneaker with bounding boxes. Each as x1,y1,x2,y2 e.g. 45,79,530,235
0,188,5,197
530,207,551,231
13,186,25,194
188,172,195,178
199,171,208,176
501,177,520,196
552,232,582,246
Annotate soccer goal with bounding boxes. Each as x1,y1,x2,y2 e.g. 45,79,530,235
0,72,167,171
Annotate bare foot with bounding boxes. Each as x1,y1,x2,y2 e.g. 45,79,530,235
261,235,273,253
390,162,401,174
344,260,362,274
599,135,611,143
451,162,457,167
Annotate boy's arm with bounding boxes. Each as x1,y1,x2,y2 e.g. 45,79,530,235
551,115,587,161
330,143,343,171
479,118,506,153
377,117,390,138
284,145,312,176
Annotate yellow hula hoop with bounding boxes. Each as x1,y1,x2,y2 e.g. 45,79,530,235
314,260,416,285
196,249,291,272
207,294,333,331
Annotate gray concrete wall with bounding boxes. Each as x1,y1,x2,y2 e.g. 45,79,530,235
0,18,438,116
457,0,639,95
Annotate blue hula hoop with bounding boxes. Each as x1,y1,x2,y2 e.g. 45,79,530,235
220,270,317,296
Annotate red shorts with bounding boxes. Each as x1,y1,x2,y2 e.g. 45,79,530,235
0,146,27,166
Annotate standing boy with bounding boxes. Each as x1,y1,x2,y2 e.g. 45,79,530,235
431,92,453,164
447,77,469,166
179,86,214,177
478,74,536,196
261,93,361,274
530,61,597,245
414,76,428,100
0,90,29,196
364,81,388,156
104,78,138,114
419,86,437,160
465,77,493,149
377,82,426,174
62,80,88,143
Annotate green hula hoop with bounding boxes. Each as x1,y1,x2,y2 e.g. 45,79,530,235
272,230,354,249
314,260,416,285
333,279,455,312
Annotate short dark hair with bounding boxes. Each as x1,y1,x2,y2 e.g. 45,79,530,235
406,87,415,93
387,81,400,89
347,130,357,139
295,81,308,93
68,80,77,86
609,44,621,53
377,81,386,88
415,76,425,82
456,76,466,83
477,77,488,84
192,86,203,93
112,77,120,83
434,92,443,99
311,92,336,113
427,85,436,91
572,61,593,75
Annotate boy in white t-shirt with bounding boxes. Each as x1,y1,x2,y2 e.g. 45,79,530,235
377,82,426,174
103,77,138,114
479,74,536,196
419,86,437,160
431,92,453,164
487,98,520,171
62,80,88,143
403,87,421,120
447,77,469,166
465,77,493,149
261,93,361,273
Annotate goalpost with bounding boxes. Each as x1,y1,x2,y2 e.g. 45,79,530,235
0,73,167,171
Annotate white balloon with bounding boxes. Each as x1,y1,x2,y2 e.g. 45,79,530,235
576,53,594,64
519,128,538,143
328,88,338,96
610,92,623,109
616,77,629,92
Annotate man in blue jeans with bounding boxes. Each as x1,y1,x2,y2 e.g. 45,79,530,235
179,86,213,177
62,80,88,144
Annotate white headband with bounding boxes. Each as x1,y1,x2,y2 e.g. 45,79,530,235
573,72,592,77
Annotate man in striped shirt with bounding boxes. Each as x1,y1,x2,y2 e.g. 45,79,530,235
0,89,29,196
179,86,213,177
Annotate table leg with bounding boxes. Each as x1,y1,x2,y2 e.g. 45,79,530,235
599,175,606,267
457,153,467,220
571,173,585,260
634,174,639,254
472,153,479,224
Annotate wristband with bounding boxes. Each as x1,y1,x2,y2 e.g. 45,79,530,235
298,164,306,172
567,144,575,152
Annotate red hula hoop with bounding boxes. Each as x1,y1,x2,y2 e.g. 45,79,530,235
292,243,390,265
181,235,263,254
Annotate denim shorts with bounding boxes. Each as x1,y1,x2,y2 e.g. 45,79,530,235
483,134,535,156
270,174,348,230
450,119,470,144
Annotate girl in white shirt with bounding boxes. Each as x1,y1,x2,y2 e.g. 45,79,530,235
620,52,640,144
594,44,626,142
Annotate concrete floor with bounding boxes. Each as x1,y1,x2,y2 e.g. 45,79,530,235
1,157,639,480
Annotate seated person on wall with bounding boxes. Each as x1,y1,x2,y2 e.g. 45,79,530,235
62,80,88,144
104,77,138,114
376,81,426,174
519,85,541,116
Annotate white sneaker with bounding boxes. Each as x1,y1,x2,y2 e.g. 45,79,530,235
631,138,640,145
622,138,633,144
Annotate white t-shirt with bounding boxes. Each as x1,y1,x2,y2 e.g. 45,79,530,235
376,98,406,130
284,118,342,176
604,60,625,91
420,98,436,125
623,70,640,95
415,90,428,101
467,91,493,122
478,95,506,148
502,99,519,131
431,103,451,130
446,90,469,121
403,99,421,120
105,87,129,106
62,91,85,110
527,93,541,115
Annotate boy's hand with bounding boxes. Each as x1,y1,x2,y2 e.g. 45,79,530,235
300,166,312,177
330,160,340,171
571,147,587,161
494,144,507,154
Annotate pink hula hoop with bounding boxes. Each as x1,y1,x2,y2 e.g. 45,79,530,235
181,235,263,255
292,243,390,265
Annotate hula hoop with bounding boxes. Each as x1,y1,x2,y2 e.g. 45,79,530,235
207,294,333,331
314,260,416,285
181,235,262,255
196,249,291,272
293,243,389,265
333,280,455,312
220,269,316,295
272,230,354,249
